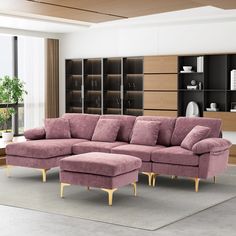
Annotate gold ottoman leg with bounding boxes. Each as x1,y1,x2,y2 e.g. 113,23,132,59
213,176,216,184
60,183,71,198
101,188,117,206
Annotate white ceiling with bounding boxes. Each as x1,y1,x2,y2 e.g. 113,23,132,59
0,6,236,34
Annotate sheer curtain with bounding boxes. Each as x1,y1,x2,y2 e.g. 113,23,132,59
18,36,45,129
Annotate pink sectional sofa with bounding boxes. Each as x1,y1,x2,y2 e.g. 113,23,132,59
6,114,232,191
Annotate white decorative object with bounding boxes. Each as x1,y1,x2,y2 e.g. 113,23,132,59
230,70,236,90
2,132,13,142
183,66,192,72
185,101,200,117
197,56,204,72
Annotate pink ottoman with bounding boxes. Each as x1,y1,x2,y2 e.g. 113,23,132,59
60,152,142,206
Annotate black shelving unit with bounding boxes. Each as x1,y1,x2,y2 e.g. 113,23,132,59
65,59,83,113
103,58,122,114
178,54,236,116
84,59,102,114
123,57,143,116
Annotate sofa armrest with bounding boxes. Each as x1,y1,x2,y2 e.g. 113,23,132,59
192,138,232,155
24,127,46,140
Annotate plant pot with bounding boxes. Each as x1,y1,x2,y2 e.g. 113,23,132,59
2,132,14,142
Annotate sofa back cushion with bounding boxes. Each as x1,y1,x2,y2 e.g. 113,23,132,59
62,113,100,140
171,117,222,146
92,118,120,142
130,120,161,146
136,116,177,146
181,125,211,150
45,118,71,139
100,115,136,142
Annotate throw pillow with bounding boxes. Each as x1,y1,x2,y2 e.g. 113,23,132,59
130,120,161,146
92,118,120,142
45,118,71,139
181,125,210,150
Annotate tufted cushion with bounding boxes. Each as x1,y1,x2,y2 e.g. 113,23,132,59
62,113,100,140
135,116,176,146
100,115,136,142
45,118,71,139
130,120,161,146
92,119,120,142
181,125,210,150
171,117,221,146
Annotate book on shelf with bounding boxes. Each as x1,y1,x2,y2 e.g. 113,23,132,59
197,56,204,72
231,70,236,90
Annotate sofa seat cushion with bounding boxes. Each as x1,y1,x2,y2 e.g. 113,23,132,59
60,152,142,177
111,144,165,162
151,146,199,166
6,139,87,159
72,141,127,155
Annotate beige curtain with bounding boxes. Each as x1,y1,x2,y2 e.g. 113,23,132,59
45,38,59,118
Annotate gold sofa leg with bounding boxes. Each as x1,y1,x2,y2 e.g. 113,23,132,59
142,172,154,186
6,165,11,177
195,177,200,192
101,188,117,206
213,176,216,184
171,175,178,180
60,183,71,198
132,182,137,196
152,173,158,187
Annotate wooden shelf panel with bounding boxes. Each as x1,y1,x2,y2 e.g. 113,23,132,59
144,110,177,117
229,145,236,165
144,74,177,91
144,91,177,110
144,56,178,74
203,112,236,131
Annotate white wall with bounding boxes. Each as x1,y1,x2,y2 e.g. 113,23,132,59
59,20,236,143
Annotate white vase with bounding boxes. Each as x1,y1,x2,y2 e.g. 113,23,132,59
2,132,14,142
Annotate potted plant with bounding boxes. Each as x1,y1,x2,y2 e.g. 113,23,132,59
0,75,27,142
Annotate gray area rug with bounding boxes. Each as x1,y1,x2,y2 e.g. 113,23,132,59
0,166,236,230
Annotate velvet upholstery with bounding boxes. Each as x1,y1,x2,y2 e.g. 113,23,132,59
192,138,232,154
45,118,71,139
100,115,136,142
111,144,165,162
130,120,161,146
7,155,70,169
62,113,100,140
181,125,210,150
72,141,127,154
136,116,176,146
171,117,222,146
24,127,46,140
60,152,142,177
92,118,120,142
151,146,199,166
6,139,87,159
140,162,152,172
60,170,139,189
152,163,198,178
198,150,229,178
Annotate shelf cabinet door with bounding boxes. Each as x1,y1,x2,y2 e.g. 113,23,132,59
144,74,177,91
144,110,177,117
144,56,178,74
144,92,177,110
